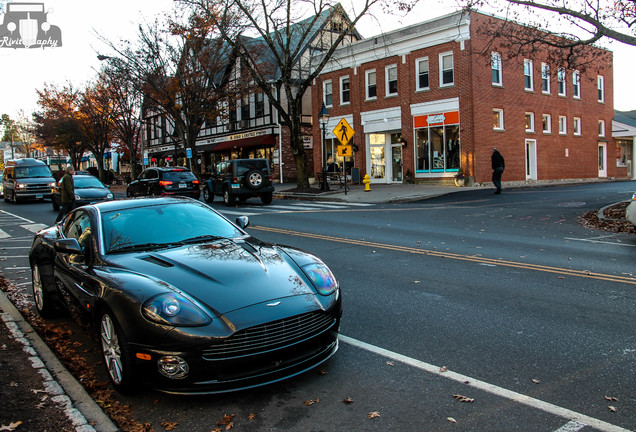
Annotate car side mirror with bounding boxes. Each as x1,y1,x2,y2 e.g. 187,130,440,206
54,238,84,255
235,216,249,229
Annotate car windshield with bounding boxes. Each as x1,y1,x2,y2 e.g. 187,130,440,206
15,166,53,179
74,176,106,189
163,170,196,182
101,201,243,254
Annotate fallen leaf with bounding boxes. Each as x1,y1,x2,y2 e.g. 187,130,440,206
447,417,457,423
343,397,354,404
0,421,23,431
532,379,541,384
248,413,256,421
440,366,448,372
368,411,381,419
412,281,421,284
304,399,320,406
453,394,474,403
604,396,619,402
386,361,395,367
318,369,328,375
608,406,617,412
160,421,179,431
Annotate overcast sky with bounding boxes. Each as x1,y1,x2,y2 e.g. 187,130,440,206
0,0,634,120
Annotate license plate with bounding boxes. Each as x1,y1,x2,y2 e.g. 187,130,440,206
36,194,43,199
231,184,240,189
178,183,187,188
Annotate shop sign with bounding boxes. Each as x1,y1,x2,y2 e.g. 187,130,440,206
303,136,313,149
414,111,460,128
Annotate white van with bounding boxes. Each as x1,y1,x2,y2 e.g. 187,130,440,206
2,158,56,203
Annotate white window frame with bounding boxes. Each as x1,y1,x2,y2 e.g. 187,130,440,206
542,114,551,133
541,63,550,94
493,109,504,130
340,75,350,105
366,69,377,100
323,80,333,107
385,64,398,96
525,112,535,132
524,59,533,91
558,68,566,96
559,115,567,135
439,51,454,87
598,120,606,137
572,71,581,99
573,117,582,135
416,57,430,91
491,52,502,86
597,75,605,102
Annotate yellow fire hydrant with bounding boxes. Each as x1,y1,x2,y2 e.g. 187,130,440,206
362,174,371,192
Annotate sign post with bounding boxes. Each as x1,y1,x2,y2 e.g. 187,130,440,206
332,118,355,194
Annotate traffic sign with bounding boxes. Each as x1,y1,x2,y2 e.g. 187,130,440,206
332,118,355,145
337,145,353,157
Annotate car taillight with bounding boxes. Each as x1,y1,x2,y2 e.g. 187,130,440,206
159,181,173,186
192,180,200,185
232,177,239,184
268,175,273,182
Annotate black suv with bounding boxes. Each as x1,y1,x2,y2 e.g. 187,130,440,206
203,159,274,206
126,167,201,199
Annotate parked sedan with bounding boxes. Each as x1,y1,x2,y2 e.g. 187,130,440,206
126,167,200,199
627,193,636,226
29,197,341,394
52,173,113,211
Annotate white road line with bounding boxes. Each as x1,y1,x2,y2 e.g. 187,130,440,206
0,229,9,239
313,201,372,206
339,334,630,432
565,237,636,248
289,202,353,209
554,420,587,432
20,223,48,233
266,205,323,211
220,210,262,216
0,210,35,223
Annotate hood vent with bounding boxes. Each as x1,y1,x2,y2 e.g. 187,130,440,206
141,255,174,268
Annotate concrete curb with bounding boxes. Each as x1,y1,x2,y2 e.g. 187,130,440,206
597,201,630,221
0,289,118,432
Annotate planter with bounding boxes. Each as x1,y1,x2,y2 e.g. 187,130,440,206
454,178,465,187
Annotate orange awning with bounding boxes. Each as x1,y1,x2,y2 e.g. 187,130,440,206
211,135,276,152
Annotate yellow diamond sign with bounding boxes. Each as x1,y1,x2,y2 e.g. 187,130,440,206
332,118,354,146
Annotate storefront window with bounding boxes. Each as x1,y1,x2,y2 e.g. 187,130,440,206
369,133,385,179
617,139,632,167
415,123,460,173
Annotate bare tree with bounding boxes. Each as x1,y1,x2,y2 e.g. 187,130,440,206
98,6,235,176
180,0,417,188
464,0,635,67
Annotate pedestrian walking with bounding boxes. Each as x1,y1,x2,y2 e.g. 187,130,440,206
491,148,505,194
55,166,76,222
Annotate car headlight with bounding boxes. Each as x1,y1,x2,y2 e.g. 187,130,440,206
48,182,56,187
17,183,26,189
74,194,81,200
302,262,338,295
106,193,113,199
142,292,211,326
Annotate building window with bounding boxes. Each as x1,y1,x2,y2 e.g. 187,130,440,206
415,120,461,173
493,109,504,130
598,120,606,137
416,57,429,90
255,92,265,117
558,68,566,96
385,64,398,96
524,59,533,91
573,71,581,99
366,70,377,100
323,80,333,107
491,52,502,86
340,76,350,105
573,117,581,135
440,52,454,86
597,75,605,102
525,112,535,132
542,114,551,133
541,63,550,94
240,96,250,121
559,115,567,134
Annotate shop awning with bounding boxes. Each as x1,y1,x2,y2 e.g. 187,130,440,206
211,134,276,152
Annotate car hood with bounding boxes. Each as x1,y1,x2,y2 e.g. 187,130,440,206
76,187,110,199
105,239,320,315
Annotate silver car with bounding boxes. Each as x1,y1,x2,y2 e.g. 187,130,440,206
626,193,636,226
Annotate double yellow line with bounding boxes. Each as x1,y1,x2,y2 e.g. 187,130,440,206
252,226,636,285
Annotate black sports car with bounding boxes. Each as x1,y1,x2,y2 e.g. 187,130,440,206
51,173,113,211
29,197,341,394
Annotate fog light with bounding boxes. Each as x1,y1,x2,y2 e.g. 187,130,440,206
157,356,189,379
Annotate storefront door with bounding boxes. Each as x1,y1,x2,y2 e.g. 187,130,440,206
598,142,607,178
391,145,403,182
525,139,537,180
368,133,403,183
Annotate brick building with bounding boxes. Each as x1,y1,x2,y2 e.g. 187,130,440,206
311,11,622,186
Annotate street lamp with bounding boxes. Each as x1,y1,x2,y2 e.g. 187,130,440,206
319,102,330,191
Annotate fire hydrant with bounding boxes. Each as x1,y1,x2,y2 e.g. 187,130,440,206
362,174,371,192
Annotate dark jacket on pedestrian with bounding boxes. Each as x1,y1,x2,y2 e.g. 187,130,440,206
60,171,75,204
491,150,505,170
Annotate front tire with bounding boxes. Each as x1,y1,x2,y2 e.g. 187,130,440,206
31,264,56,318
100,311,135,393
203,186,214,203
223,189,235,207
261,192,273,205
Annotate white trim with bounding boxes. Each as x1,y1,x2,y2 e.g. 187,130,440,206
361,107,402,133
410,97,460,116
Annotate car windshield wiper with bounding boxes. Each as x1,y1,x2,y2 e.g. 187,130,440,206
177,235,226,245
108,243,172,253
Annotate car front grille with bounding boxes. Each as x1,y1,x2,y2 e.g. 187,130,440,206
17,184,51,195
202,311,335,361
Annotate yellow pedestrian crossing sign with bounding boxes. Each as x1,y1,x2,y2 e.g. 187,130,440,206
337,145,352,157
333,118,354,145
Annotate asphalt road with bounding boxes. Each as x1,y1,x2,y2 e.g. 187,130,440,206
0,182,634,432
